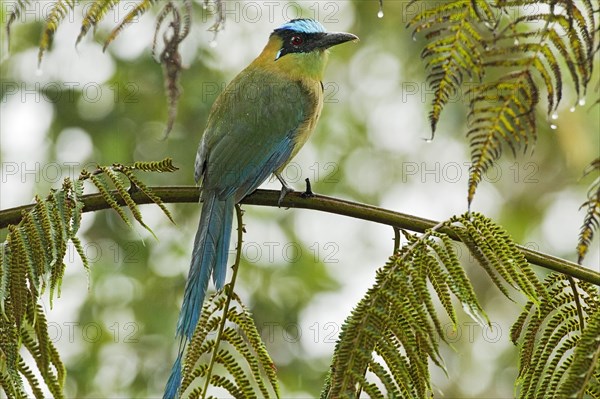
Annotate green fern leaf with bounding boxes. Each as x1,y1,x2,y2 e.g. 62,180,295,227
89,172,133,228
77,0,121,45
103,166,156,237
38,0,77,65
452,213,546,305
48,195,67,304
7,225,29,329
130,158,179,173
179,290,280,398
0,160,172,396
577,158,600,264
325,225,490,398
120,167,176,224
465,1,597,205
5,0,31,49
408,0,493,134
103,0,158,51
467,72,538,205
513,274,600,398
17,359,44,399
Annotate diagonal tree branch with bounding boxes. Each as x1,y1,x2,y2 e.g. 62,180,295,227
0,186,598,286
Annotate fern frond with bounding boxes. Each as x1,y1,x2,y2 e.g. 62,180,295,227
178,291,280,398
408,0,494,134
7,225,29,329
467,71,538,205
17,359,44,399
119,164,176,224
324,212,552,396
130,158,179,173
5,0,31,49
88,172,134,229
38,0,78,65
0,160,175,396
103,0,158,51
451,213,546,304
464,0,598,205
103,166,155,237
77,0,121,45
324,221,492,398
559,307,600,396
513,274,600,398
577,158,600,264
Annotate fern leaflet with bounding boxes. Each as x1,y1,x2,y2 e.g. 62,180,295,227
512,274,600,398
577,158,600,264
0,159,177,395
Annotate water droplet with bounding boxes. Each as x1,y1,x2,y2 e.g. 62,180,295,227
569,106,576,112
551,112,558,120
550,124,557,130
202,1,207,9
412,35,417,42
209,40,217,48
513,38,520,45
36,67,43,76
578,98,586,106
377,9,384,18
424,138,433,143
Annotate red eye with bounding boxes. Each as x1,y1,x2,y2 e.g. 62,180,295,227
290,35,303,46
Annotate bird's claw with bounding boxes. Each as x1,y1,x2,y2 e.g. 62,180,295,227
275,172,294,207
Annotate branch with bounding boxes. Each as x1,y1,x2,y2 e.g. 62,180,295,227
1,185,598,286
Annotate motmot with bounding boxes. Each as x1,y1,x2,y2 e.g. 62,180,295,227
164,19,357,397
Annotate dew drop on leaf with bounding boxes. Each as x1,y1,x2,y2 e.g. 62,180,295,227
578,98,586,106
209,40,218,48
570,106,576,112
550,124,557,130
377,9,384,18
513,38,519,45
551,112,558,120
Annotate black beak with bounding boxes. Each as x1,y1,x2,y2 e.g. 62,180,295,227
317,32,359,49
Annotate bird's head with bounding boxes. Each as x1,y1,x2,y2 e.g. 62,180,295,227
256,19,358,79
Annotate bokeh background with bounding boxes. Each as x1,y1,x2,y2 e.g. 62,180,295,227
1,0,598,397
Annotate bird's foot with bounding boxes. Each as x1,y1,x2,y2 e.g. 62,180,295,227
301,178,315,198
278,185,294,206
275,172,294,207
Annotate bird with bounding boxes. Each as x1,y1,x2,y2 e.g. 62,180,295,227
164,18,357,398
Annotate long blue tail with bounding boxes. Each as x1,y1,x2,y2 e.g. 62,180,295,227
164,191,234,398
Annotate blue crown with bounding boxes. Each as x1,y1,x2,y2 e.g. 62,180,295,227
275,19,326,34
